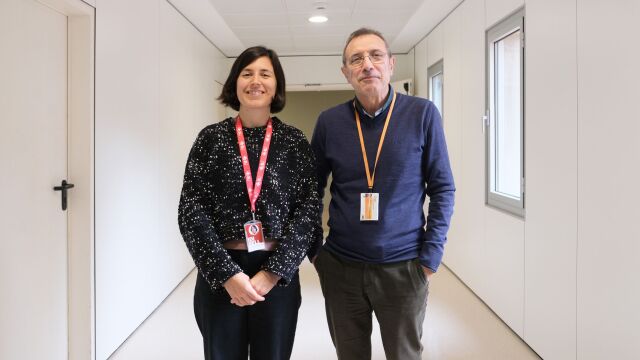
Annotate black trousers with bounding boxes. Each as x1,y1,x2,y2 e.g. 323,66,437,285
194,250,301,360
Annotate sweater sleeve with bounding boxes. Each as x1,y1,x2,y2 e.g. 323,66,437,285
262,131,322,284
420,103,456,272
178,128,243,291
308,115,331,258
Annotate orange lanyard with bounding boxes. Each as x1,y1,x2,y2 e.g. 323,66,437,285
354,91,397,190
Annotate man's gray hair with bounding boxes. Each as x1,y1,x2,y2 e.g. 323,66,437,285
342,28,391,65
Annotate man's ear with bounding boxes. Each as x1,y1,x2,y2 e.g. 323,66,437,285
389,55,396,76
341,65,349,81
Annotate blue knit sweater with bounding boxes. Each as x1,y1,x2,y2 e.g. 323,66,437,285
310,92,455,272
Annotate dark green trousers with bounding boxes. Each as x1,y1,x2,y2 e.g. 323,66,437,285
314,247,430,360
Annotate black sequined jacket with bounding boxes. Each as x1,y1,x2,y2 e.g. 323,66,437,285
178,117,321,291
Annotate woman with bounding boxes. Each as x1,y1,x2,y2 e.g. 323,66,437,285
178,46,321,360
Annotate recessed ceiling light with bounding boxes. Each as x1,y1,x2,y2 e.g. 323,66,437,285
308,15,328,23
309,2,328,23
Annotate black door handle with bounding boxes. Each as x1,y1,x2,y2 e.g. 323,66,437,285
53,180,74,211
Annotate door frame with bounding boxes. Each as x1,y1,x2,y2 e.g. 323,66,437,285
37,0,96,359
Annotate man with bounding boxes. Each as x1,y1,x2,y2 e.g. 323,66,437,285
310,28,455,360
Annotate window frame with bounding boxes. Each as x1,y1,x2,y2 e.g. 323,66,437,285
428,59,444,120
485,8,525,217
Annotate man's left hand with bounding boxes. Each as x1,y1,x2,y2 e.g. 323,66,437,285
421,266,434,282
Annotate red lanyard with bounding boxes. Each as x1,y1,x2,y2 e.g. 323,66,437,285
235,116,273,214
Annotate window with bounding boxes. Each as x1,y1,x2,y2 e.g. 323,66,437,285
486,9,525,216
428,60,444,119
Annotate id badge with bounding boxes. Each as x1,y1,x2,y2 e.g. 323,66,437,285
243,220,266,252
360,193,379,221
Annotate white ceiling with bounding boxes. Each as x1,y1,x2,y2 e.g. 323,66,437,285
169,0,463,57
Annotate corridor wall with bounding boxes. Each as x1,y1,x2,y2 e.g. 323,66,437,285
411,0,640,358
95,0,227,358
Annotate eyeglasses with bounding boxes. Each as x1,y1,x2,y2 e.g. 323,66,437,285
347,51,388,67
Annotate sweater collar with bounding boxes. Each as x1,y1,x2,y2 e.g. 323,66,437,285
353,85,394,119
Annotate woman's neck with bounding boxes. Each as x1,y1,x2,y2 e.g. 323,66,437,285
238,107,270,128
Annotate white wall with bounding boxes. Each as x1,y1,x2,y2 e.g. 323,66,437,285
411,0,640,359
413,38,428,98
95,0,226,358
434,2,489,337
525,0,577,357
418,0,527,340
577,1,640,358
414,0,640,359
280,56,345,87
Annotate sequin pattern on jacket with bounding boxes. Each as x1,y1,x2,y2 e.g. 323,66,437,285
178,117,322,291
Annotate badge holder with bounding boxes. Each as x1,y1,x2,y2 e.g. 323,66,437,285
360,193,379,221
244,213,266,252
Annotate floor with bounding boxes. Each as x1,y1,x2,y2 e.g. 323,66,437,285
109,261,541,360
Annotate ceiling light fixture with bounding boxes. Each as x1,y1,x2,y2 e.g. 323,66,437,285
308,15,328,23
308,2,328,23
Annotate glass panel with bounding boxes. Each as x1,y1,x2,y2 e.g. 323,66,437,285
430,72,443,116
493,30,521,199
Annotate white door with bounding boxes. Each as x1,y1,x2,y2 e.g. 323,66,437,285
0,0,69,358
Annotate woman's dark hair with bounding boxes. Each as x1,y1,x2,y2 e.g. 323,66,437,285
218,46,286,113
